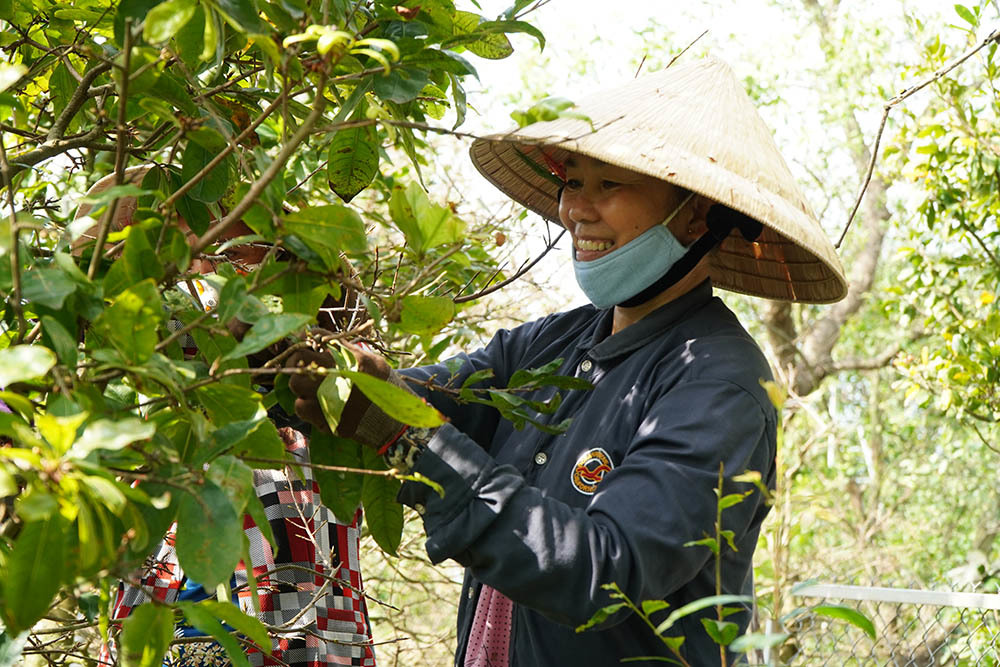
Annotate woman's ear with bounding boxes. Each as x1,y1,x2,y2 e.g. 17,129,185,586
675,195,714,245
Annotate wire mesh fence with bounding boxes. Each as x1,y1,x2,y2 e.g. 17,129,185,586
777,583,1000,666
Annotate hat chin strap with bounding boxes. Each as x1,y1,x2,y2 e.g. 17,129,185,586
617,205,764,308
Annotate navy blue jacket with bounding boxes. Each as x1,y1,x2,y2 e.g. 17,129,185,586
399,280,777,665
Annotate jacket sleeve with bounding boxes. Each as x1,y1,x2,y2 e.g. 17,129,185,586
397,377,776,628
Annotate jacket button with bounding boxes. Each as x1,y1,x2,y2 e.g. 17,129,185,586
580,359,593,373
534,452,548,465
468,588,475,599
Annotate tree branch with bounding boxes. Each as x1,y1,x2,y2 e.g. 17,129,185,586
184,69,330,263
837,27,1000,248
46,61,111,143
87,21,133,280
454,228,566,303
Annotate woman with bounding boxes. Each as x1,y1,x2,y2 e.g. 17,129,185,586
76,168,377,667
290,57,846,665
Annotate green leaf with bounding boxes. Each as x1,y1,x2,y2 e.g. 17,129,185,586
68,417,155,459
175,481,242,587
214,0,266,33
575,602,628,632
477,19,545,51
102,224,165,298
281,205,368,266
954,4,978,26
204,416,284,464
189,326,249,388
317,373,353,433
811,604,877,640
372,66,432,103
199,600,271,653
655,595,752,635
178,602,250,667
728,632,790,653
181,142,233,203
444,11,514,59
1,515,69,633
340,370,445,428
510,96,590,128
449,73,467,129
195,383,265,421
41,316,78,366
701,618,740,646
0,465,17,497
507,358,591,389
92,279,163,364
683,536,719,555
221,313,312,361
388,182,465,253
310,432,365,524
641,599,671,616
120,603,175,667
398,295,456,335
144,0,198,43
173,4,205,66
36,412,87,455
201,3,220,61
207,455,255,514
327,122,380,202
0,345,56,387
20,266,77,309
718,492,750,510
361,456,403,555
273,271,330,316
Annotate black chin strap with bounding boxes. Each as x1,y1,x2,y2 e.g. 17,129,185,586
617,205,764,308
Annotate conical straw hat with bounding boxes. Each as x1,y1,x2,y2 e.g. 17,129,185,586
469,57,847,303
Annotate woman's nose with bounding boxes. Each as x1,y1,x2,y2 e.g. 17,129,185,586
568,201,598,225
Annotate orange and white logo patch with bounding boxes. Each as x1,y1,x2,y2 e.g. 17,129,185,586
571,448,614,495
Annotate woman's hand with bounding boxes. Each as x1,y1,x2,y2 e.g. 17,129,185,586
286,335,412,449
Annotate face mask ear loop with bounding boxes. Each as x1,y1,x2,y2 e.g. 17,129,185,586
616,205,763,308
659,191,696,237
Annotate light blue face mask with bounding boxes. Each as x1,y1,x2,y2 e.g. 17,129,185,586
572,193,695,309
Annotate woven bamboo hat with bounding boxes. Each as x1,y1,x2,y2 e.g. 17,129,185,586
469,57,847,303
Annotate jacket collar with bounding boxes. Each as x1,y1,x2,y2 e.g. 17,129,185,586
579,279,715,362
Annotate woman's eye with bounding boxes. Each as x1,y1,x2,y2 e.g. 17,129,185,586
564,179,583,190
602,180,621,189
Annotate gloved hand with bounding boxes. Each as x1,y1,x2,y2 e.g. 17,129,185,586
286,332,413,449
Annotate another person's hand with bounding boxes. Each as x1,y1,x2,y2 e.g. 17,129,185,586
286,333,413,449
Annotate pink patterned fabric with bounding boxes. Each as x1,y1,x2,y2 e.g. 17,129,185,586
463,585,513,667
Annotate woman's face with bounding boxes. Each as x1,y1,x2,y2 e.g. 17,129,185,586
558,155,691,262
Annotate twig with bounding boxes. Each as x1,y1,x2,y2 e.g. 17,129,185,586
837,27,1000,248
255,563,399,612
185,69,331,262
453,228,566,303
969,422,1000,456
665,29,709,70
240,456,401,478
958,211,1000,272
161,89,290,213
0,132,27,341
87,20,133,280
